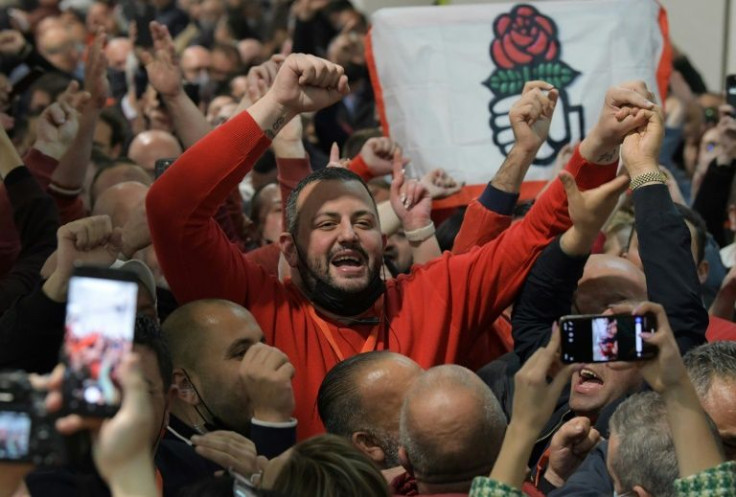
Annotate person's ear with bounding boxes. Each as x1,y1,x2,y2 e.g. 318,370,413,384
351,431,385,466
633,485,652,497
398,446,413,475
279,232,299,268
697,259,709,285
172,369,199,406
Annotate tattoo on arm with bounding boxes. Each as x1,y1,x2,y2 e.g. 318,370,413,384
265,114,288,140
596,148,618,164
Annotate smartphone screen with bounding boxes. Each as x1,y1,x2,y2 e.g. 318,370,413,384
560,313,657,364
63,267,138,417
0,411,31,461
727,74,736,109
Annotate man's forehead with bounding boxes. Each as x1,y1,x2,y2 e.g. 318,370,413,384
296,179,376,217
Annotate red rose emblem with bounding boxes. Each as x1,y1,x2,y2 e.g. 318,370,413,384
490,5,559,69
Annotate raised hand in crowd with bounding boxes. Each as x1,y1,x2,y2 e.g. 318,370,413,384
240,343,296,423
33,98,83,161
491,80,558,194
390,151,433,232
43,216,122,302
620,102,665,180
715,106,736,166
359,136,406,177
246,54,286,105
486,326,573,491
611,302,725,479
420,168,463,199
580,81,655,164
558,168,630,256
544,416,601,488
0,29,26,58
139,21,182,100
85,30,110,110
249,53,349,137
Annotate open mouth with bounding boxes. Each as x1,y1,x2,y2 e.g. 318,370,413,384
330,251,366,276
579,368,603,385
573,367,604,395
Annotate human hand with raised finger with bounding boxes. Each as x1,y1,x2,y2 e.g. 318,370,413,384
510,80,559,154
359,137,406,177
420,168,463,199
545,416,601,487
85,30,110,109
191,431,261,477
240,343,295,423
581,81,655,164
34,100,83,160
139,22,182,99
559,170,629,255
620,105,665,178
390,152,432,232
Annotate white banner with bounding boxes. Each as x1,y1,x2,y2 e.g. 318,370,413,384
367,0,670,202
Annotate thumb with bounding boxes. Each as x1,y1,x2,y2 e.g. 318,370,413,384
391,150,404,192
599,174,631,197
329,142,340,164
558,170,580,201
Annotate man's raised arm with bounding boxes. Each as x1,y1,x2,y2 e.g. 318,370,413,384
146,54,348,305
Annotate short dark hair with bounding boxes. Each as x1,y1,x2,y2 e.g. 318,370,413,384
674,203,707,263
285,167,375,235
317,351,396,436
134,314,173,391
684,341,736,398
343,128,382,159
99,107,128,151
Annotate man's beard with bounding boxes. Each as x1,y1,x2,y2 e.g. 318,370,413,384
369,428,401,468
294,242,385,317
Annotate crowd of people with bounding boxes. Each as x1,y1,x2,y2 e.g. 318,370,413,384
0,0,735,496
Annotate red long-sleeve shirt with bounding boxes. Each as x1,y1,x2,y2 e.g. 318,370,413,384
147,110,616,439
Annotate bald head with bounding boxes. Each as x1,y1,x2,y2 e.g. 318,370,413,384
37,26,80,73
575,254,647,314
399,365,506,488
181,45,211,83
318,351,422,468
105,38,133,71
91,163,153,207
127,131,182,172
237,38,263,66
92,181,149,228
162,299,263,371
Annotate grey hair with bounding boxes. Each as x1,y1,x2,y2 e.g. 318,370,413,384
609,392,679,497
399,365,507,481
683,341,736,398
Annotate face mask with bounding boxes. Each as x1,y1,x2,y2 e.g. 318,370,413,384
182,369,243,435
294,242,385,317
107,68,128,100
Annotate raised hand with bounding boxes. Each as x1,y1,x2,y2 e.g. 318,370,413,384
359,137,405,177
581,81,655,164
34,100,83,160
0,29,26,56
139,22,182,98
545,416,601,487
509,80,559,154
240,343,296,423
54,216,122,279
191,431,261,477
85,30,110,109
246,54,286,104
420,168,463,199
620,105,665,177
390,151,432,232
268,53,349,115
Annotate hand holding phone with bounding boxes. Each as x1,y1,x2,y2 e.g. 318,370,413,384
559,313,657,364
63,267,138,417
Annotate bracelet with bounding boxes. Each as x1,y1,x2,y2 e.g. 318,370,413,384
630,171,667,190
404,222,435,243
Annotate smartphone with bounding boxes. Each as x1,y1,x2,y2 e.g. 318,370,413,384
559,313,657,364
62,267,138,417
0,372,65,465
154,157,176,179
727,74,736,109
134,4,155,48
